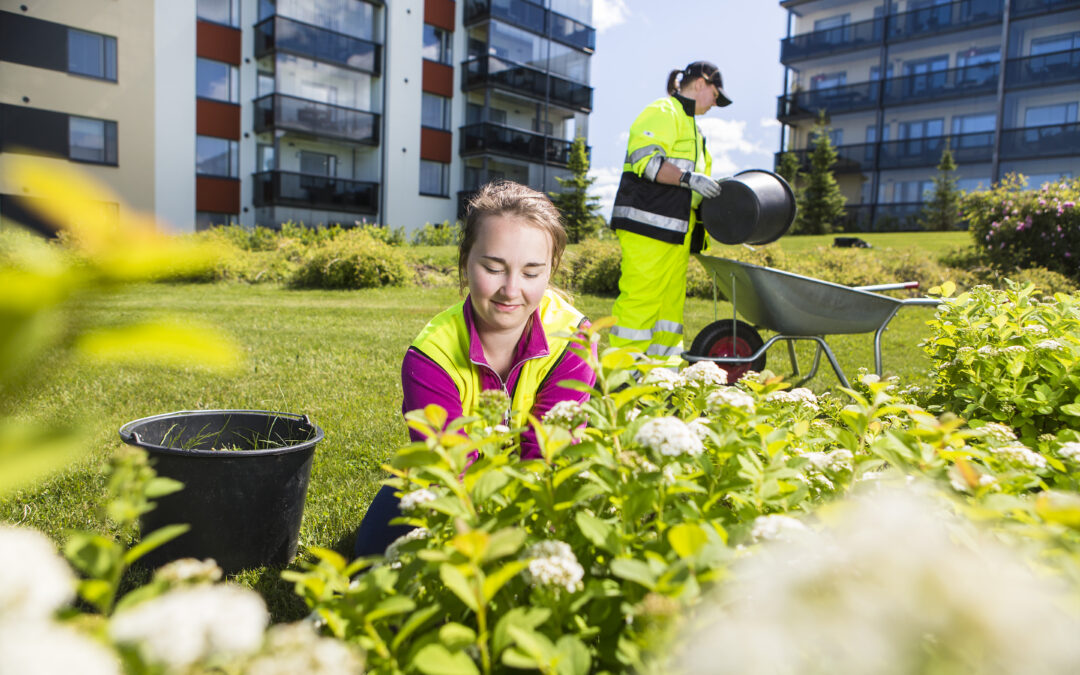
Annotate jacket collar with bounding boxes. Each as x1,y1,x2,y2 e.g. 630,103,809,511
463,295,550,368
672,92,696,117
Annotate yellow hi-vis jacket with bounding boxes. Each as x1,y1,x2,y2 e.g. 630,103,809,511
610,94,712,251
410,289,585,429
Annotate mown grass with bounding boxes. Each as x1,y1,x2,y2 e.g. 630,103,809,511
4,230,958,619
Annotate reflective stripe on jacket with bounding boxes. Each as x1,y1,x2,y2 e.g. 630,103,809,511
610,95,712,250
410,289,585,429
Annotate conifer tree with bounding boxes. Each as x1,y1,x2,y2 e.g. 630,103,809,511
920,145,962,231
793,114,847,235
550,137,602,243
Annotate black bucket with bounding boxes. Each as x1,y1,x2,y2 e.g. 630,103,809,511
701,169,797,246
118,410,324,573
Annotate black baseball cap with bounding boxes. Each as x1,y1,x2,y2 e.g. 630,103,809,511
684,61,733,107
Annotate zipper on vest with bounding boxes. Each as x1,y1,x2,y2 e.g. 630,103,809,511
470,352,548,427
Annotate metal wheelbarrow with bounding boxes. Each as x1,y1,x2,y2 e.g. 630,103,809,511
682,254,942,388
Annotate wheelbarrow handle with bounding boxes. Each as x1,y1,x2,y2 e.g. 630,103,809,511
854,281,920,292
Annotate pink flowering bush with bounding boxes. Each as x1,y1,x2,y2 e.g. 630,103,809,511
964,175,1079,282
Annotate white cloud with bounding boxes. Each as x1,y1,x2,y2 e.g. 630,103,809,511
760,117,781,129
592,0,629,33
697,118,774,178
589,166,623,220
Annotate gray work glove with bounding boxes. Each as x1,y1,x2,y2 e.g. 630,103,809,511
680,171,722,199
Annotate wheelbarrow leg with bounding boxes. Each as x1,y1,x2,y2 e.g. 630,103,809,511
814,337,851,389
873,305,902,376
787,340,800,376
794,341,823,386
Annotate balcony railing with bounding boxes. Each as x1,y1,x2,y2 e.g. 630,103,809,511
781,143,875,174
777,81,880,121
464,0,596,52
1000,122,1080,159
254,15,381,74
1012,0,1080,17
462,55,593,112
460,122,579,165
886,0,1003,41
883,62,999,104
252,171,378,214
781,16,883,62
877,131,994,169
1005,48,1080,88
254,94,379,144
841,203,928,232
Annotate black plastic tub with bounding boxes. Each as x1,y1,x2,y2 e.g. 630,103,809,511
701,169,797,246
119,410,324,573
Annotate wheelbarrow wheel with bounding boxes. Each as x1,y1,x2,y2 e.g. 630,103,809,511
690,320,766,383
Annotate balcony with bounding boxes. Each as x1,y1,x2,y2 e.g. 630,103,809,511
777,81,880,121
885,0,1003,42
882,62,999,104
1005,48,1080,89
462,55,593,112
877,131,994,169
781,16,883,62
254,94,379,144
464,0,595,52
254,15,381,74
252,171,378,214
1000,122,1080,160
460,122,579,165
781,143,876,174
1012,0,1080,17
841,203,927,232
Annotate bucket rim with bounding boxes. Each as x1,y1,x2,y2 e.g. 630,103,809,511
733,169,797,245
118,409,325,457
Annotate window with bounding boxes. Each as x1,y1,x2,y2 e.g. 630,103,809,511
811,71,846,90
257,144,275,172
197,0,240,26
866,124,891,143
951,112,996,148
69,116,117,164
956,177,991,192
196,136,239,177
197,58,239,103
1024,102,1078,127
257,71,275,97
814,14,850,45
869,64,894,80
195,211,237,231
265,0,375,39
68,29,117,81
300,150,336,176
420,160,449,197
422,25,452,65
421,93,451,130
1031,32,1080,55
810,128,843,146
896,179,933,203
899,118,944,139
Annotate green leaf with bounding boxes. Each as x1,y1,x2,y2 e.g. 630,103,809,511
610,558,657,590
502,647,540,670
484,528,526,562
391,603,442,652
507,625,556,666
413,644,481,675
366,595,416,621
493,607,551,657
440,563,479,612
123,523,190,566
554,635,592,675
0,422,87,497
439,622,477,651
1060,403,1080,417
575,511,614,553
667,523,707,559
76,320,241,373
482,560,527,600
63,531,123,579
143,476,184,499
472,470,510,503
77,579,113,608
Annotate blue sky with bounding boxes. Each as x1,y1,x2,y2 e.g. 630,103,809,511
587,0,789,216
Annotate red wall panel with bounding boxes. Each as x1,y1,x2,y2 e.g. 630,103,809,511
196,20,241,65
195,176,239,213
422,60,454,97
420,128,452,163
196,98,240,139
424,0,456,32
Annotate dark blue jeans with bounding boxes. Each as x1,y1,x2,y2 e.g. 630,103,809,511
353,484,414,558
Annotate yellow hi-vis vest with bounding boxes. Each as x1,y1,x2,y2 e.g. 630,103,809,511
410,289,585,428
610,95,712,250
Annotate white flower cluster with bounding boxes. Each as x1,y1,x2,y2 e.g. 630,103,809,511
993,443,1048,470
765,387,819,411
1058,442,1080,462
399,488,437,512
385,528,430,565
154,558,223,585
947,463,998,493
859,373,880,385
1000,345,1028,356
678,488,1080,675
245,622,363,675
542,400,588,429
680,361,728,387
634,417,704,457
706,387,755,412
801,449,854,473
525,541,584,593
1036,339,1064,351
0,525,75,620
977,345,996,356
980,422,1017,443
0,621,121,675
750,515,809,544
688,417,713,442
642,367,681,391
110,584,269,669
617,450,658,474
1023,324,1049,336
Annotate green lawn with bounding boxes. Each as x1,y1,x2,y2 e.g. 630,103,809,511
743,230,971,257
3,234,948,618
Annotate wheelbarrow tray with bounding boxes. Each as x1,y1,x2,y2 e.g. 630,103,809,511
694,254,905,336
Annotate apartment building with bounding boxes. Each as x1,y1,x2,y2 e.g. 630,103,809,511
0,0,594,234
776,0,1079,230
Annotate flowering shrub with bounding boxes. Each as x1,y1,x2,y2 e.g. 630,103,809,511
291,230,411,289
964,175,1079,282
918,281,1080,442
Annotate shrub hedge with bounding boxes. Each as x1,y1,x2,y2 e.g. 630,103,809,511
291,230,410,289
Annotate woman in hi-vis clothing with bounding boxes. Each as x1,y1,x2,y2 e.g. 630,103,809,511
609,61,732,365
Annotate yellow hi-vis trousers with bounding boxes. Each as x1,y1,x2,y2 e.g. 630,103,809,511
610,228,690,366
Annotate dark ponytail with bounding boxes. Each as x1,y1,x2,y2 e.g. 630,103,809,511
666,69,683,96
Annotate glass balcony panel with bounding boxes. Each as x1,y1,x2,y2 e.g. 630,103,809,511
549,12,595,51
777,81,880,120
1000,122,1080,159
886,0,1003,41
1005,48,1080,88
254,94,379,143
883,62,999,104
254,15,381,74
877,132,993,168
781,143,874,174
1012,0,1080,17
252,170,378,214
465,0,546,34
460,122,582,165
781,17,883,62
462,56,593,112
